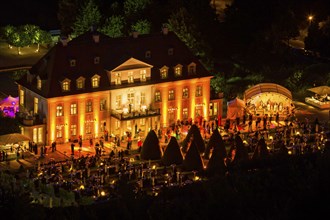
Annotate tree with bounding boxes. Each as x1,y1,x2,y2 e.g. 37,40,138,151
7,26,30,55
124,0,151,17
168,7,200,56
210,72,226,95
58,0,79,35
1,25,16,48
72,0,102,37
100,15,126,38
131,19,151,34
21,24,40,46
35,30,52,52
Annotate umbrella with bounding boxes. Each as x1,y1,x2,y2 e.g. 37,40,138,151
0,133,31,144
307,86,330,96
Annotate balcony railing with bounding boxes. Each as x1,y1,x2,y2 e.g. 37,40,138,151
17,113,46,126
111,108,161,121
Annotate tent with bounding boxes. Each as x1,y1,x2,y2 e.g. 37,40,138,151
226,98,245,120
307,86,330,96
0,133,31,145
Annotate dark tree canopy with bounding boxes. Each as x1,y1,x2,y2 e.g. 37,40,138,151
140,130,162,160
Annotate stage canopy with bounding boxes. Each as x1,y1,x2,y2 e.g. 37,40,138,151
244,83,293,116
307,86,330,96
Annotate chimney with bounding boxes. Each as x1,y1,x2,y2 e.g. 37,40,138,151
60,36,68,46
93,34,100,43
162,25,169,35
132,31,139,38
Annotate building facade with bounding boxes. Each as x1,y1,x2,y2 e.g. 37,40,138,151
17,29,222,145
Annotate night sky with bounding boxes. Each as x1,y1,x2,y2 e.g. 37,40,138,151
0,0,59,30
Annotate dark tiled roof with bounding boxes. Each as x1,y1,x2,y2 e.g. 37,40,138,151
17,30,211,98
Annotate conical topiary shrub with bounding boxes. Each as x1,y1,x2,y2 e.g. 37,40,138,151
182,124,205,154
140,130,162,160
235,134,249,161
207,145,227,177
162,137,183,166
204,129,226,159
183,141,204,171
252,137,269,159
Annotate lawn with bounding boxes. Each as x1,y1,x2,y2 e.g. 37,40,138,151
0,40,49,70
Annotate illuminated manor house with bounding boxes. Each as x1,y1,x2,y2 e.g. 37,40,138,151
16,28,221,145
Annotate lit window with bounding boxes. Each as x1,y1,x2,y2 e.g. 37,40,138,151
115,120,120,129
168,48,174,55
174,65,182,77
56,105,63,117
155,91,161,102
140,92,146,105
183,88,189,98
94,56,100,64
145,51,151,58
19,89,24,106
100,99,106,111
86,101,93,112
70,103,77,115
196,86,202,97
76,78,85,89
56,125,63,138
128,71,134,83
115,73,121,85
183,108,188,119
34,97,38,114
85,123,92,134
37,79,42,90
160,67,168,79
92,76,99,88
62,81,70,91
168,89,175,100
70,59,76,67
71,124,77,136
128,93,134,104
140,69,146,82
116,95,122,109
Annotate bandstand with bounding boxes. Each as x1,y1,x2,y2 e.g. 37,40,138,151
244,83,293,118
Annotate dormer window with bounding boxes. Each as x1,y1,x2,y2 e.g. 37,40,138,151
174,64,182,77
128,71,134,83
115,73,121,85
168,48,174,55
70,59,76,67
62,79,71,91
76,77,85,89
94,56,100,64
140,69,146,82
160,66,168,79
37,78,42,90
91,74,100,88
188,62,196,75
145,51,151,58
